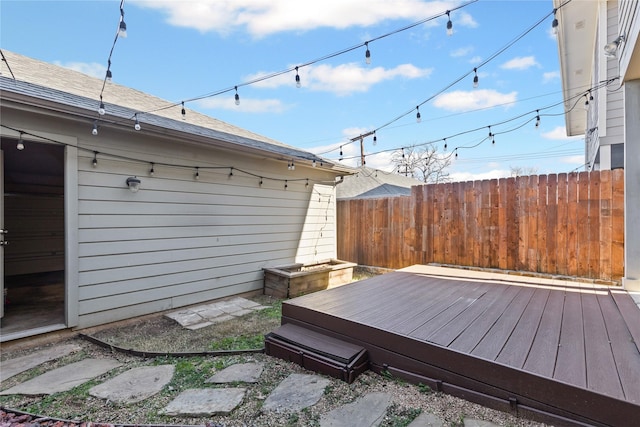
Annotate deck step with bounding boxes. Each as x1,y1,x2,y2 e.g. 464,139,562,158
265,323,369,383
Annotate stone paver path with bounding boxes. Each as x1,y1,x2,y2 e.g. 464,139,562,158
164,297,269,330
263,373,331,413
0,358,121,395
320,392,391,427
206,362,264,384
162,388,246,416
0,343,81,383
89,365,175,403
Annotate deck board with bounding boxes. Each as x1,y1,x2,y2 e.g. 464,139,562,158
280,265,640,426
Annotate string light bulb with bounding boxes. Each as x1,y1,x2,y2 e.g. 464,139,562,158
181,102,186,120
92,151,98,168
365,42,371,65
98,97,106,115
443,139,448,151
551,9,558,35
416,106,421,123
229,167,234,177
234,86,240,106
134,113,141,131
285,180,288,189
306,179,309,188
312,160,317,167
295,66,301,88
535,111,541,129
17,132,25,150
105,69,112,82
446,11,453,36
339,146,343,161
92,121,99,136
118,5,127,38
195,167,200,180
473,68,479,88
259,177,263,186
373,131,377,145
149,163,155,176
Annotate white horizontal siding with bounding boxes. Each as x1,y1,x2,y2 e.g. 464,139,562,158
76,129,339,328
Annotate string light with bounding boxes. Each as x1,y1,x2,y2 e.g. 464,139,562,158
416,106,421,123
149,162,155,176
259,177,263,186
373,131,377,145
118,2,127,38
98,96,106,115
92,121,99,136
339,146,343,161
295,66,301,88
17,131,24,150
284,180,288,189
446,11,453,36
312,160,317,167
443,139,448,151
473,68,479,88
306,179,309,188
234,86,240,106
134,113,141,131
365,42,371,65
289,160,295,171
92,151,98,168
181,101,186,120
105,67,112,83
535,111,540,129
194,167,200,180
551,8,558,35
229,167,234,177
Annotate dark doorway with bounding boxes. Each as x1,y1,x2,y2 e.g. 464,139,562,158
1,137,65,341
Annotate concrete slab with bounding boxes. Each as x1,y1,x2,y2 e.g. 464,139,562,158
263,373,330,413
162,388,246,416
206,363,264,384
0,343,81,383
165,297,268,330
89,365,174,403
0,358,122,395
319,392,391,427
407,412,446,427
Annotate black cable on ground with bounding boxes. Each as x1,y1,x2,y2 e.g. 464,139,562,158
79,333,265,357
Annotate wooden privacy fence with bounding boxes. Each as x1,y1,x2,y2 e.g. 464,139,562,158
337,170,625,283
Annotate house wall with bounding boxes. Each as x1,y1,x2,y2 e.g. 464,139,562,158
590,0,625,170
2,107,340,328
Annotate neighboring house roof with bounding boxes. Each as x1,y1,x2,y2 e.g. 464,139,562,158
553,0,599,137
0,50,353,174
337,166,422,199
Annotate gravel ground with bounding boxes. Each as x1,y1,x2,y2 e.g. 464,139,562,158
0,294,549,427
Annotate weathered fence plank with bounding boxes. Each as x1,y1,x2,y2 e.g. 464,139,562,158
337,172,624,283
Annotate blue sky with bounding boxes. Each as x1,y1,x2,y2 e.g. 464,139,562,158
1,0,585,181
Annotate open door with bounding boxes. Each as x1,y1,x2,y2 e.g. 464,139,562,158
0,138,66,341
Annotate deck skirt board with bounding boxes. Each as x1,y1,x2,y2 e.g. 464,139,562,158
281,266,640,426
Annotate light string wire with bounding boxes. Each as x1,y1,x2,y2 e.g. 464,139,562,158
0,49,16,80
97,0,127,115
99,0,478,128
0,123,337,189
337,77,617,163
318,0,575,156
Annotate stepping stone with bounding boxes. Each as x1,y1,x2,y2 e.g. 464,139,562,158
464,419,500,427
162,388,246,416
206,362,264,384
89,365,174,403
263,373,330,413
408,412,446,427
0,358,121,395
0,343,81,383
165,297,267,330
320,392,391,427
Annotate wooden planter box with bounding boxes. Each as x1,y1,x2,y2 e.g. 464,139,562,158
263,259,357,298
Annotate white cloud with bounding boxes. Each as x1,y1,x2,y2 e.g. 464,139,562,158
469,55,482,65
247,63,432,96
433,89,517,112
450,46,474,58
195,97,288,113
541,126,582,140
561,155,585,164
500,56,540,70
449,169,511,182
543,70,560,83
135,0,478,37
53,61,106,79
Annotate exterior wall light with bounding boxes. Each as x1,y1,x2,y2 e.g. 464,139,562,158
604,34,625,58
126,176,141,192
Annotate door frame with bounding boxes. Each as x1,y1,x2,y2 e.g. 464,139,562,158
0,126,79,330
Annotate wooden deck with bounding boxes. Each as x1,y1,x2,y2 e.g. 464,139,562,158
281,265,640,426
